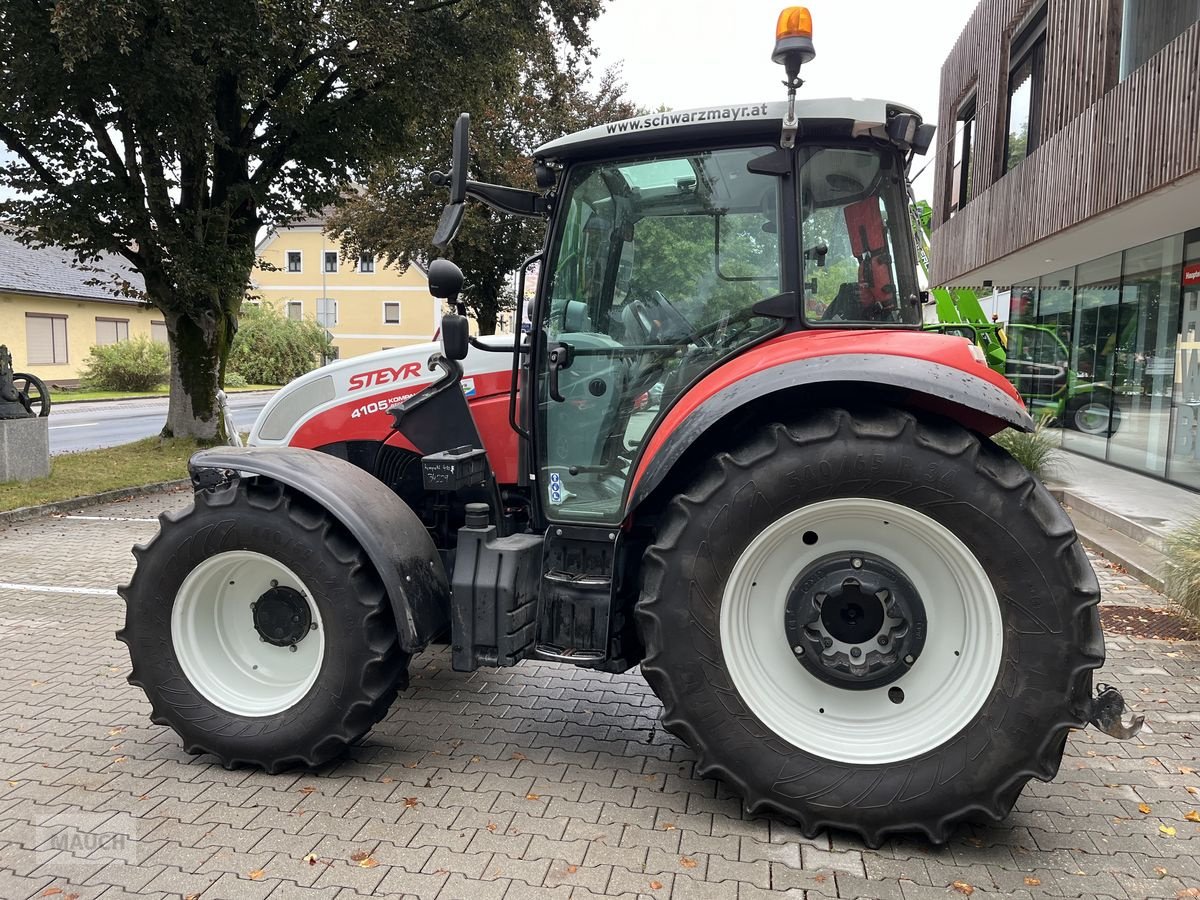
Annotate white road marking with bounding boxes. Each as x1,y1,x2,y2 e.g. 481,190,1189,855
63,515,158,523
49,422,99,429
0,582,119,597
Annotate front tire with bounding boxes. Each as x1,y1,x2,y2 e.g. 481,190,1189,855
118,478,406,771
636,408,1104,845
1067,393,1120,435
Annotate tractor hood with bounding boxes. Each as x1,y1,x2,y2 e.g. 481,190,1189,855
248,334,517,447
534,97,925,163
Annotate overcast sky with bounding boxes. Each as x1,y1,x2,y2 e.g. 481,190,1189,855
590,0,978,201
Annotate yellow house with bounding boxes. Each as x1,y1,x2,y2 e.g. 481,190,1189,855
0,230,163,384
253,215,441,360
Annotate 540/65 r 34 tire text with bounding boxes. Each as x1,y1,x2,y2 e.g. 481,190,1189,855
636,408,1104,846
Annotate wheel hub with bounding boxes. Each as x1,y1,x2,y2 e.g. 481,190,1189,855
253,585,313,647
784,552,927,689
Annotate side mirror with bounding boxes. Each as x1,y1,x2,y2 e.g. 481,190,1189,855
428,258,464,303
441,314,470,361
431,113,470,249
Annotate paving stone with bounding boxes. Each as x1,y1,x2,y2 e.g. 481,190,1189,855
0,501,1193,900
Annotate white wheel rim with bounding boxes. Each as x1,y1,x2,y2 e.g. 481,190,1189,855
1075,402,1111,434
171,550,325,717
720,498,1002,765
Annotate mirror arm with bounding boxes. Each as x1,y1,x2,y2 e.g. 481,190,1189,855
466,181,547,217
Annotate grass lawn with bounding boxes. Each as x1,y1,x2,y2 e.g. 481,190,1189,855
51,385,278,404
0,437,204,512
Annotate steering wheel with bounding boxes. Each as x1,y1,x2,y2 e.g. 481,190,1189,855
12,372,51,417
625,290,698,345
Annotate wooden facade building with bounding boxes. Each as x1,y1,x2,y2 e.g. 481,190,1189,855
929,0,1200,287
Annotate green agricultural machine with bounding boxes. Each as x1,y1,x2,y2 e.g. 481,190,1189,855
925,289,1120,435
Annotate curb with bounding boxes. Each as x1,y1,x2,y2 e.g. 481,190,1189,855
0,479,190,529
53,388,278,407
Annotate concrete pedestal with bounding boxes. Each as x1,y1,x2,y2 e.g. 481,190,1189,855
0,417,50,483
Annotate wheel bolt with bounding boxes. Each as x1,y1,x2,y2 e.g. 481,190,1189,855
822,637,833,648
271,579,279,587
850,647,862,659
878,635,889,646
904,654,915,665
851,557,863,569
289,645,298,653
310,623,318,631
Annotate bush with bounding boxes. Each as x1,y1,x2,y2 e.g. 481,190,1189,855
224,371,249,388
1166,521,1200,623
80,336,169,392
228,303,334,385
991,414,1062,479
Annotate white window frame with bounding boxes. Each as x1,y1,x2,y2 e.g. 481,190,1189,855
316,297,338,327
286,300,304,321
358,253,375,273
286,250,303,273
324,251,338,274
383,301,401,325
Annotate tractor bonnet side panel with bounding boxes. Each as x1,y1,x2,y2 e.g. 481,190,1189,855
249,339,520,483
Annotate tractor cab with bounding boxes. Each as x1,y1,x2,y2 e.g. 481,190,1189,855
429,87,934,527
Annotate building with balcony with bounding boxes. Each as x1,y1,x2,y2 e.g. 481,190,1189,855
929,0,1200,489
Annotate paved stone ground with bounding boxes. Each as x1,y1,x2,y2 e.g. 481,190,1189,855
0,490,1197,900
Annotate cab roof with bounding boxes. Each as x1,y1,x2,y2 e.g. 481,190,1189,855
534,97,924,163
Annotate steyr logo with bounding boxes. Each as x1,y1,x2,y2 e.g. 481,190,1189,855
348,362,424,391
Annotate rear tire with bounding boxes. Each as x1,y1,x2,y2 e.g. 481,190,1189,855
118,478,406,771
635,408,1104,846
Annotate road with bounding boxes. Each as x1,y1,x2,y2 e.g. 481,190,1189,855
47,391,274,454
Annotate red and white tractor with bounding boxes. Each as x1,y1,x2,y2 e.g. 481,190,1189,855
120,8,1140,845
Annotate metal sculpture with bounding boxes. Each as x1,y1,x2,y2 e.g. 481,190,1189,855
13,372,51,417
0,345,35,420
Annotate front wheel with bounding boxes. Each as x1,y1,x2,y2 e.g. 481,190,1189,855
1067,393,1120,435
636,408,1104,845
118,479,407,771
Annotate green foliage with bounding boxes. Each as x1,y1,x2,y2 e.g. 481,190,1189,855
79,336,169,392
1166,520,1200,622
227,303,333,386
0,0,606,435
329,64,637,335
991,415,1061,479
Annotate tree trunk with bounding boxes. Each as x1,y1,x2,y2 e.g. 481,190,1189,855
476,307,498,336
163,307,234,442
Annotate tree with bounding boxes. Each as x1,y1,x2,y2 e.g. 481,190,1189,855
0,0,603,439
329,62,637,335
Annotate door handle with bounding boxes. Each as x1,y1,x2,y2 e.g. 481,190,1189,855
548,342,574,403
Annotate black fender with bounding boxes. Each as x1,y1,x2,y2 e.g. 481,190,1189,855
629,353,1035,511
190,446,449,653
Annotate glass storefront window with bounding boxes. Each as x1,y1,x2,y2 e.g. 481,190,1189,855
1168,231,1200,489
1106,235,1183,477
1062,254,1122,458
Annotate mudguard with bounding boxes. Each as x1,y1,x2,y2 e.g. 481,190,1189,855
189,446,449,653
628,333,1036,512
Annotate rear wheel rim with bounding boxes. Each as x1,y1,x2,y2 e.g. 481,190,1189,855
720,498,1002,764
171,550,325,717
1073,401,1111,434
